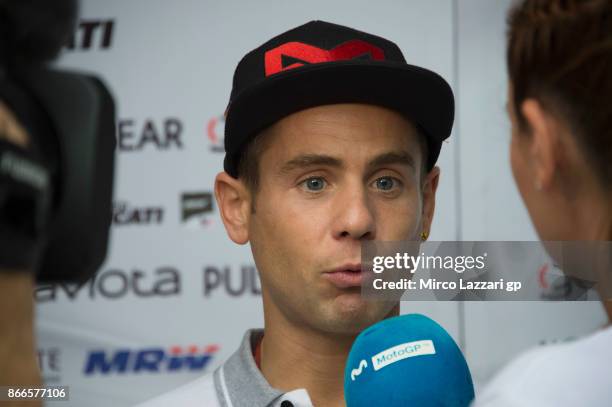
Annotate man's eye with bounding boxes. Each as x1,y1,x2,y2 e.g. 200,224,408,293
301,177,327,192
374,176,398,191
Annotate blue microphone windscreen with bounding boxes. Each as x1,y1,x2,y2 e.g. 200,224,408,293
344,314,474,407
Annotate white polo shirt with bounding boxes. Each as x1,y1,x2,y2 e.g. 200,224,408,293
136,329,314,407
472,325,612,406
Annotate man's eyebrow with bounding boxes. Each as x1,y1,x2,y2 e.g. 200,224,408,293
279,154,344,174
366,151,416,173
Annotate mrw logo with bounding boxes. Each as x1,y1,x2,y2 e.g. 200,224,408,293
350,359,368,381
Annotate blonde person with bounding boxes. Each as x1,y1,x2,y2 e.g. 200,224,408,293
474,1,612,406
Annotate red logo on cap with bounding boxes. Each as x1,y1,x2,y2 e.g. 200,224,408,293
264,40,385,76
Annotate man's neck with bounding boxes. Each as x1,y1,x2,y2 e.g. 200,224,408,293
258,301,398,407
260,318,353,407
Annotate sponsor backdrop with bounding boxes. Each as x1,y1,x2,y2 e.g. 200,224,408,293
34,0,607,406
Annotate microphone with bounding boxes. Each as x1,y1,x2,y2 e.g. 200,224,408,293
344,314,474,407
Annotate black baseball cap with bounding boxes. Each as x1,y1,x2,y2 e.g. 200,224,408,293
223,20,454,178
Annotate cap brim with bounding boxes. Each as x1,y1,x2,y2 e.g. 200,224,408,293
224,60,454,176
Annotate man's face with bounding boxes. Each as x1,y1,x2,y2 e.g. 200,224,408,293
233,103,437,334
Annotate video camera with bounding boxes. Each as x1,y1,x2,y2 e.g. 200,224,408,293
0,0,116,282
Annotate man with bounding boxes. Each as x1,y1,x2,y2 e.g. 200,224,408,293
140,20,453,407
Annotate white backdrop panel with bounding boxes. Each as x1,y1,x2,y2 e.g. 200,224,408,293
33,1,607,406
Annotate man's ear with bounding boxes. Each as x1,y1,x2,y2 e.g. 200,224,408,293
214,172,252,244
520,99,560,191
421,166,440,238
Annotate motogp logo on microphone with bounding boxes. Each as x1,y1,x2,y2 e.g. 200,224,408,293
372,340,436,371
350,360,368,381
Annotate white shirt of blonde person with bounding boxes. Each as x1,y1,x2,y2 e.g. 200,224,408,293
472,325,612,407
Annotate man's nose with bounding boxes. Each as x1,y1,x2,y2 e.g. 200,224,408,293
331,184,376,241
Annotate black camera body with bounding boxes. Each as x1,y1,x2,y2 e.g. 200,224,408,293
0,0,116,282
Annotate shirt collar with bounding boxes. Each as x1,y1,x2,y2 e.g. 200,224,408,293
219,329,314,407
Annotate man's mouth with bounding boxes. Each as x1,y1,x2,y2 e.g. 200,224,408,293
323,264,363,288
